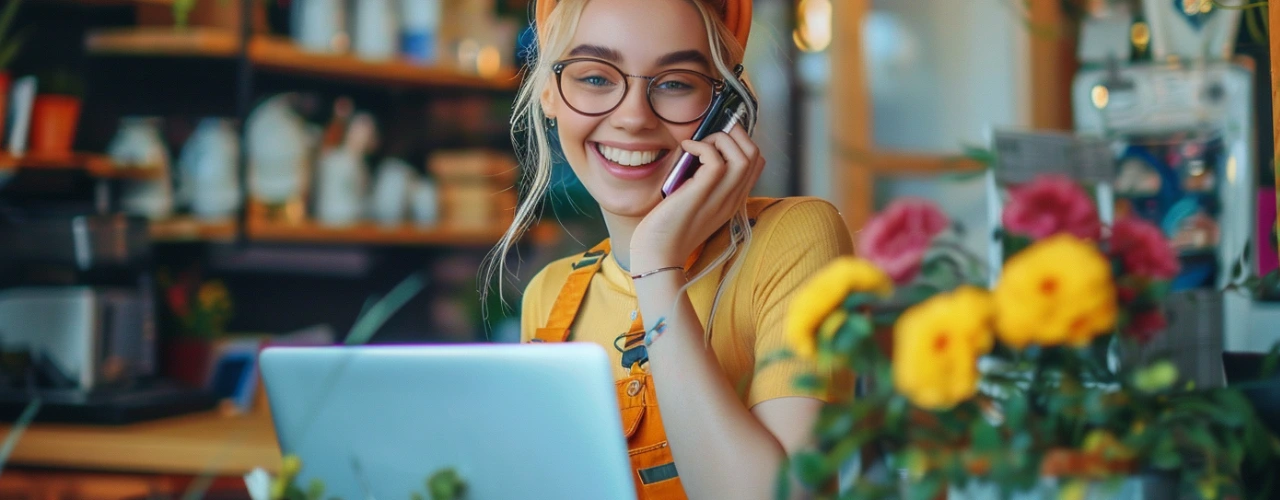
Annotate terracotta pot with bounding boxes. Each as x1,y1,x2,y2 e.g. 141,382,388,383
0,72,10,147
29,95,82,155
136,0,268,33
162,337,214,389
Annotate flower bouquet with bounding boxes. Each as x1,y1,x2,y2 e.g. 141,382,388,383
783,175,1280,499
158,267,234,339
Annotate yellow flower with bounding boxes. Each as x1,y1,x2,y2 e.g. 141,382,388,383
1058,480,1088,500
892,286,995,410
198,280,231,309
786,257,894,358
994,234,1117,349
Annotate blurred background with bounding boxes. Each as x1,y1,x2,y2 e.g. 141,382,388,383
0,0,1276,496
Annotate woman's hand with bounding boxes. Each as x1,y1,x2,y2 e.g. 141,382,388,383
631,125,766,273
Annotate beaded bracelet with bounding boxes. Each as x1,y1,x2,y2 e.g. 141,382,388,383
630,266,684,280
643,318,669,347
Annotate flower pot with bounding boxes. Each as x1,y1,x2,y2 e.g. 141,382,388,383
162,337,214,389
0,72,11,146
29,95,82,155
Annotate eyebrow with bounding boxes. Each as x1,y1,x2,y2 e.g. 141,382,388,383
567,44,624,62
565,45,711,69
655,50,710,68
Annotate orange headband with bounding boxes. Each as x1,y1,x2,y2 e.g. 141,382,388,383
535,0,752,51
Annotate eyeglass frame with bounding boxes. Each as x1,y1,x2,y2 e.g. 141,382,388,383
551,57,726,125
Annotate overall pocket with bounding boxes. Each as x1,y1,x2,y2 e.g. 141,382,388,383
617,374,687,499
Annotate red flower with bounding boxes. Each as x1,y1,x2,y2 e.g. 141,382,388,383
857,198,950,284
166,284,191,318
1110,216,1181,280
1002,175,1101,241
1124,309,1168,344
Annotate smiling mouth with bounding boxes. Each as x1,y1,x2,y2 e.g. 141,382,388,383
594,143,671,167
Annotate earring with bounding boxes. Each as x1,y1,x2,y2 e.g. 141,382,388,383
546,116,557,129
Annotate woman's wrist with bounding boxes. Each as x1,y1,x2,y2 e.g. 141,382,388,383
629,248,683,276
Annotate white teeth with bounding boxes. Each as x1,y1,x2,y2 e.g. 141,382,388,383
597,144,661,166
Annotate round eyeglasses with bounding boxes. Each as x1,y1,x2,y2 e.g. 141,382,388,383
552,58,723,125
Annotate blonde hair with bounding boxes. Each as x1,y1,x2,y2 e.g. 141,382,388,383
482,0,757,345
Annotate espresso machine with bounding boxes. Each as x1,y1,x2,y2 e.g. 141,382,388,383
1071,1,1280,386
0,207,216,424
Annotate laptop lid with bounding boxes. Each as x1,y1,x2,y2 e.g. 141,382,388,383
259,343,636,500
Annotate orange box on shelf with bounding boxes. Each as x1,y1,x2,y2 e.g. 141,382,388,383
429,149,519,230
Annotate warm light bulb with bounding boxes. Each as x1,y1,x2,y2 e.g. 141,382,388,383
794,0,833,53
1091,85,1110,109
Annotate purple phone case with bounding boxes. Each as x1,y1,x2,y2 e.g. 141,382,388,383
661,103,750,197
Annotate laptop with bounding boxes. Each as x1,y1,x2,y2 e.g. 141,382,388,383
259,343,637,500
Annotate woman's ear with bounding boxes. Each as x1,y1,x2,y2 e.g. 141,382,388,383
539,83,558,120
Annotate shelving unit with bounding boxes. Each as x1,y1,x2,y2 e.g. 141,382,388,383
148,217,238,242
86,29,521,91
0,152,165,179
147,218,561,247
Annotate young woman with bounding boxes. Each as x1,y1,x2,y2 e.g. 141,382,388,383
484,0,854,498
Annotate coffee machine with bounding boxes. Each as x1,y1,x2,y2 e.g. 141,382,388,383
0,209,216,424
1070,0,1280,386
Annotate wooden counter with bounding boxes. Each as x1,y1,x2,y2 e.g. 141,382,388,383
0,410,281,476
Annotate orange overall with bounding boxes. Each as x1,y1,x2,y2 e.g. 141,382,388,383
530,239,695,500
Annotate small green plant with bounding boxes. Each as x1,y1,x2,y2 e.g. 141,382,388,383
35,67,86,98
0,0,28,72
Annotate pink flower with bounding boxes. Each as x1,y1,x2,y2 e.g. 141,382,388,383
856,198,950,284
1002,175,1101,241
1123,309,1168,344
1110,216,1181,280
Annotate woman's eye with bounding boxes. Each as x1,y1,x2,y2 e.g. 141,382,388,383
578,76,613,87
659,81,689,90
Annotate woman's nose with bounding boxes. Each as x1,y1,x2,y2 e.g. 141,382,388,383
608,81,660,132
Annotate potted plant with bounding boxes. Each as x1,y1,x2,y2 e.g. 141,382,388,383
157,266,234,388
0,0,27,147
28,67,85,156
781,174,1280,499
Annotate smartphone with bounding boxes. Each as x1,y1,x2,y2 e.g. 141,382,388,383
661,65,758,198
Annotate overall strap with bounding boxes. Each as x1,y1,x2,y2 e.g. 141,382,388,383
533,239,612,343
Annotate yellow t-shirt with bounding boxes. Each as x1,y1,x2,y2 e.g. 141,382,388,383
520,196,854,407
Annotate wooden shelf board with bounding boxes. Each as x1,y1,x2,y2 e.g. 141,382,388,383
0,411,279,476
246,219,509,246
0,152,164,179
86,27,240,57
85,30,520,90
248,37,521,91
150,217,238,243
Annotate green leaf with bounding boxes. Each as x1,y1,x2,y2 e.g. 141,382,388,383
1005,392,1028,428
305,479,325,500
773,458,791,500
907,474,943,500
833,315,871,353
972,418,1001,452
791,451,830,487
842,292,882,310
794,374,820,391
1152,440,1182,469
427,468,467,500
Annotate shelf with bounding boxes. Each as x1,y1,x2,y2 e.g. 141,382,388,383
86,27,240,57
0,410,278,476
0,152,164,179
149,217,238,242
147,217,540,247
249,37,521,91
246,219,511,246
86,29,521,91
